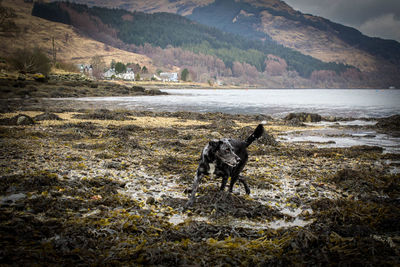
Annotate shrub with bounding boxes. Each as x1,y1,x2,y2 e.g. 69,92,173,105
181,68,189,81
9,47,51,75
55,61,79,72
114,62,126,74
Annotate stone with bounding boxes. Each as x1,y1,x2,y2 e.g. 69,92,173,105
284,112,322,123
16,115,34,125
210,131,222,138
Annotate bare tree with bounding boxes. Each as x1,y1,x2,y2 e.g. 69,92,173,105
90,55,106,79
232,61,244,77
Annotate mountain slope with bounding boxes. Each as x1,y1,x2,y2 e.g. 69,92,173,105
0,0,155,71
32,1,351,79
62,0,400,76
188,0,400,72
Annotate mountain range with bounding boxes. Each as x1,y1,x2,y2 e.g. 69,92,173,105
62,0,400,74
2,0,400,88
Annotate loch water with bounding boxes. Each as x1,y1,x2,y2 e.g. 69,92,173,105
71,89,400,118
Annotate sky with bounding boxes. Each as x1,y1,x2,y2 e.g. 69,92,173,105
283,0,400,42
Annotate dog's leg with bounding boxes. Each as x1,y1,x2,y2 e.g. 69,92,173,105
184,172,204,208
239,176,250,195
228,175,239,193
219,176,228,191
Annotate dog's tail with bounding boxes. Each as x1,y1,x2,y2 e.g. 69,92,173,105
245,123,265,147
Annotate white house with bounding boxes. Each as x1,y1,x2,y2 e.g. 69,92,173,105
118,70,135,81
104,68,116,79
103,68,135,81
160,72,178,82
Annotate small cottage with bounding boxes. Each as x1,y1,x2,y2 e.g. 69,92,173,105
160,72,178,82
103,68,116,79
118,70,135,81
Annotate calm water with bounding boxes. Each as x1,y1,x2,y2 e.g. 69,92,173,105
72,89,400,118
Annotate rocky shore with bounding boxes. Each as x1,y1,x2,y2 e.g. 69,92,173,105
0,102,399,265
0,74,167,100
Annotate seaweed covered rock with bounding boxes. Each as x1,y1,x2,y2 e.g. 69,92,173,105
376,115,400,131
34,112,62,121
17,115,34,125
259,131,279,146
0,114,34,125
329,167,399,197
285,112,322,123
72,109,131,121
132,85,145,92
238,126,278,146
145,89,168,95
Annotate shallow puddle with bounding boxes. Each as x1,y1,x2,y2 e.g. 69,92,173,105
280,121,400,154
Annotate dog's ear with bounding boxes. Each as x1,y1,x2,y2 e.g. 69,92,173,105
209,140,222,148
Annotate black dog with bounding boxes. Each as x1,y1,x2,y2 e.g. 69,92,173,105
185,123,264,207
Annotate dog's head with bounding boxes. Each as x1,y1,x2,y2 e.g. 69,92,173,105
209,139,240,167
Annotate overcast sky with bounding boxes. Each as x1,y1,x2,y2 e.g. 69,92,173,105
283,0,400,42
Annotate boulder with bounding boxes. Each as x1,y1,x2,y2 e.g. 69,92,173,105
258,131,279,146
376,115,400,131
15,114,34,125
284,112,322,123
323,116,337,122
238,126,278,146
0,114,34,125
145,89,168,95
34,112,63,121
286,118,305,127
17,115,34,125
132,86,145,92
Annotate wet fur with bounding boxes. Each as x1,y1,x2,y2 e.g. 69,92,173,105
185,124,264,207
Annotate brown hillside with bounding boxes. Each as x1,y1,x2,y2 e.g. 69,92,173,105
63,0,394,73
0,0,155,71
257,9,381,72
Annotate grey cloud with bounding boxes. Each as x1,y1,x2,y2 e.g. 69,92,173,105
360,13,400,41
283,0,400,41
284,0,400,25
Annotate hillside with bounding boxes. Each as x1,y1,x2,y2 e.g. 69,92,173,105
32,1,364,89
0,0,155,72
188,0,400,71
63,0,400,84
